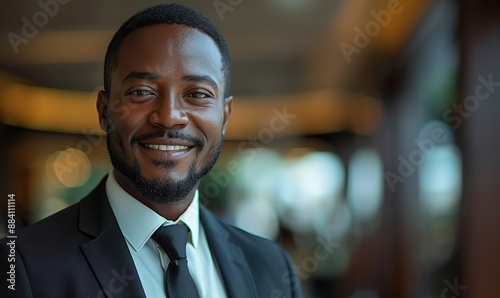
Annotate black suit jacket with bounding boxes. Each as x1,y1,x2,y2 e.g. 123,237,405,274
1,178,302,298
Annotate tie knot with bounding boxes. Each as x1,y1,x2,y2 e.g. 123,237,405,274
152,224,189,260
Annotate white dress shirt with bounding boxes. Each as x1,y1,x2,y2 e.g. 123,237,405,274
106,171,227,298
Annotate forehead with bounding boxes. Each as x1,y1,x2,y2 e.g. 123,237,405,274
114,24,224,83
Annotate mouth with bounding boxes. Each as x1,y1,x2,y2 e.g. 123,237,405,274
138,139,197,160
143,144,190,151
133,131,202,162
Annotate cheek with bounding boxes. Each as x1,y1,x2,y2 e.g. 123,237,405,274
196,115,225,143
198,107,225,130
108,102,146,134
107,98,132,123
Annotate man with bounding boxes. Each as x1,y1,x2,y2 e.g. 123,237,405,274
0,3,302,298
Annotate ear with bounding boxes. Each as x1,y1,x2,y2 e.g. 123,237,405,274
222,95,233,135
96,90,109,133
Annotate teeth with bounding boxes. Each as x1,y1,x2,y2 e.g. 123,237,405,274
145,144,189,151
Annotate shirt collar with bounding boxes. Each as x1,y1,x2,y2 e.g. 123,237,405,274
106,170,200,252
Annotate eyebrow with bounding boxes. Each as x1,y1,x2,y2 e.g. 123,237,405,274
121,72,219,91
122,71,161,83
182,74,218,90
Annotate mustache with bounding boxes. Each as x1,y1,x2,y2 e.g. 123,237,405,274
131,131,204,148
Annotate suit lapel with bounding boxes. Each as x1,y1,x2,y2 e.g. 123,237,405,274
200,207,258,298
78,178,146,298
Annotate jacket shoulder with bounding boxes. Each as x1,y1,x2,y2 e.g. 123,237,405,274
10,179,108,253
16,202,80,242
202,207,291,264
201,208,303,297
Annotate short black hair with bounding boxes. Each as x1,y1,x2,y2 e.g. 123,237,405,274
103,3,231,97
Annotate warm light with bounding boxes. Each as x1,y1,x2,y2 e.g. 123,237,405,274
0,79,383,137
45,148,91,188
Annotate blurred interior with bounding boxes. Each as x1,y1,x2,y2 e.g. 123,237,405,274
1,0,500,297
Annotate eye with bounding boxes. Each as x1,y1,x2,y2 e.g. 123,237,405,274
124,88,157,102
187,92,211,99
126,89,155,97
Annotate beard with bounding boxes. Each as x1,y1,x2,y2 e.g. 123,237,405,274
106,129,222,204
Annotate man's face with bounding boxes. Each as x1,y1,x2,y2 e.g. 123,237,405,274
97,24,231,204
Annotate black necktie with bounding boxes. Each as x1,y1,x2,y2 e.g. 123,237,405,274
152,225,200,298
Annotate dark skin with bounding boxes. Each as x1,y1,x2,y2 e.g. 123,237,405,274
97,24,232,220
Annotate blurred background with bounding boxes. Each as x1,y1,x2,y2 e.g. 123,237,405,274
1,0,499,297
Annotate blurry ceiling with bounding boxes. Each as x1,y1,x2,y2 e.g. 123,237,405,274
0,0,432,137
0,0,342,95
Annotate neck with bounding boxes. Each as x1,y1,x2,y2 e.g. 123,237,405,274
138,192,196,221
112,170,198,221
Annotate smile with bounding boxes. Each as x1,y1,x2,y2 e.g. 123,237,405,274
144,144,190,151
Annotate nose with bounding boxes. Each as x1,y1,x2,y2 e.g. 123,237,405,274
148,94,189,129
